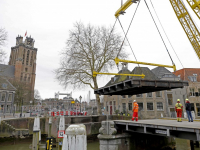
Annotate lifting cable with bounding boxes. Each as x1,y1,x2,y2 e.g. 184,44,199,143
149,0,197,86
144,0,175,66
116,0,141,59
116,0,143,74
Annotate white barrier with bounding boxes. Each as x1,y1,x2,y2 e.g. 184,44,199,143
62,124,86,150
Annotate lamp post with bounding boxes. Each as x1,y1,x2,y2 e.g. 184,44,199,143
79,95,82,113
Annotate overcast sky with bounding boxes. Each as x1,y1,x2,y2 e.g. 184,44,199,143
0,0,200,101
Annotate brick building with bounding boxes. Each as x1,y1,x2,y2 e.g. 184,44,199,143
0,35,37,105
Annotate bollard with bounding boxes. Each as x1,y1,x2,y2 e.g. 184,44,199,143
62,124,87,150
57,116,65,150
32,117,40,150
0,117,1,125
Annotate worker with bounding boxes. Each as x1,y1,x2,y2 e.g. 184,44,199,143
185,99,193,122
175,99,183,122
132,100,139,121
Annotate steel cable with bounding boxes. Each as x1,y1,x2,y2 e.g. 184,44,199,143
144,0,175,66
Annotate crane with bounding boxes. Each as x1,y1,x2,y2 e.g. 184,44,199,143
93,0,200,77
115,0,200,60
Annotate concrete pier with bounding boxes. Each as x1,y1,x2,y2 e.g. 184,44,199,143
98,121,131,150
62,124,87,150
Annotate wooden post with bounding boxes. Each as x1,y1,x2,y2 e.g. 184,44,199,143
32,117,40,150
48,117,52,138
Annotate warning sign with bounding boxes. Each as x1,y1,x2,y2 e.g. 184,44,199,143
57,130,65,138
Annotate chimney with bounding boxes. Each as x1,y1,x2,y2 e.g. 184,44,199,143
111,77,114,83
122,62,128,70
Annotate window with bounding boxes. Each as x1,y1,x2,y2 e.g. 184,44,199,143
113,101,116,111
8,94,12,102
22,49,25,64
2,83,7,89
128,95,132,98
136,94,142,98
157,102,163,110
26,50,30,65
121,95,126,98
146,92,152,98
156,91,162,97
138,103,143,111
167,94,173,105
30,51,33,66
188,76,197,82
128,103,132,111
25,68,28,72
122,103,126,113
190,88,195,96
20,73,23,81
28,77,30,82
147,102,153,110
106,102,108,111
1,93,6,102
24,74,27,81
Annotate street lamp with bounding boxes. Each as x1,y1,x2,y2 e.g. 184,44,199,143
79,95,82,113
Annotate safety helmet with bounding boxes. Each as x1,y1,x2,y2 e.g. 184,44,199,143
186,99,189,101
133,100,136,102
177,99,180,102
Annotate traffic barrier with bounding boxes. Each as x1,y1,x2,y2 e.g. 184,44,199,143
60,111,64,116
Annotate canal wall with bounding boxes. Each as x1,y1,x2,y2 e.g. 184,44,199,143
0,115,132,138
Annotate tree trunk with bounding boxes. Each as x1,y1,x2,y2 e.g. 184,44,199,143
93,77,102,115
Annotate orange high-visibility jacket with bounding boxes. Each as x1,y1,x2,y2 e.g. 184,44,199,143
133,103,139,112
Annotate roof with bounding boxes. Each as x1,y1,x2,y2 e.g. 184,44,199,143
105,68,131,86
0,64,15,78
131,67,158,80
151,67,176,79
174,68,200,82
0,77,16,91
95,66,188,95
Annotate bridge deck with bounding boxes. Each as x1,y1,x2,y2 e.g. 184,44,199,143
114,119,200,141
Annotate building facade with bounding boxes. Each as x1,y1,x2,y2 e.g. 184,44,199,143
0,77,16,114
174,68,200,118
103,66,190,119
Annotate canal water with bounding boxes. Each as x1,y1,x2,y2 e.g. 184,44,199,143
0,139,99,150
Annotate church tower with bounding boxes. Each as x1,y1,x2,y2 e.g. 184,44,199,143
9,35,37,103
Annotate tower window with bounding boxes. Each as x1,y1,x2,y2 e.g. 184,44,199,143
30,51,33,66
22,49,25,64
26,50,30,65
20,73,23,81
24,74,27,81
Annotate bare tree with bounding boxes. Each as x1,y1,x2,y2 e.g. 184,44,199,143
11,80,31,109
34,89,41,102
55,22,127,115
0,28,8,63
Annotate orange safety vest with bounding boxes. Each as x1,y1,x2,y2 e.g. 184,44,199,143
133,103,139,112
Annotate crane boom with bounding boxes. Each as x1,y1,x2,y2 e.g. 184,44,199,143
169,0,200,59
186,0,200,19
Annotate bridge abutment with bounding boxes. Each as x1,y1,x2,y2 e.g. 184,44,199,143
98,121,131,150
175,138,191,150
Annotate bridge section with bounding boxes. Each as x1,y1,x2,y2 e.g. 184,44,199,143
114,119,200,141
